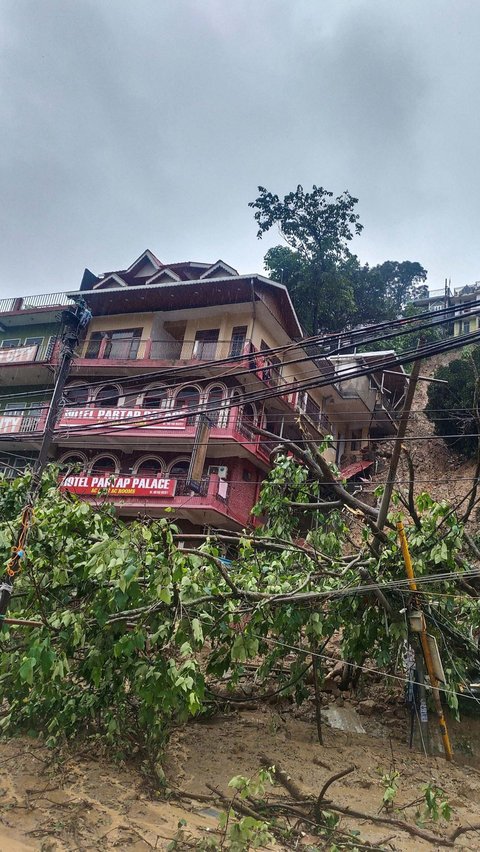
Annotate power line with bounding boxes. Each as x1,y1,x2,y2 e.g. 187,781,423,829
0,294,477,405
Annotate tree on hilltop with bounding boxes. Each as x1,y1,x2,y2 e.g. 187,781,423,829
250,184,427,333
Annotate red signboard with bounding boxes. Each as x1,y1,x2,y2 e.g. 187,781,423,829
60,474,177,498
58,407,187,431
0,345,38,364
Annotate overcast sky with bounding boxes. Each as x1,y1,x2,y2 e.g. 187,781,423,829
1,0,479,298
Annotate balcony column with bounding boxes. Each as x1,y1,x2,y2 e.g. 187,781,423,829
207,473,219,498
143,338,152,360
98,336,108,359
228,405,239,430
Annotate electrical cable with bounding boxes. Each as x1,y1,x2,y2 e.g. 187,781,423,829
248,633,480,705
1,293,477,404
0,329,472,439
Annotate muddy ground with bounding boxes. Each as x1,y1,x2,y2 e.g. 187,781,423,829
2,698,480,851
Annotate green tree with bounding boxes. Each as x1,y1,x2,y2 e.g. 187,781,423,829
425,347,480,457
250,184,362,333
365,260,428,318
251,184,427,333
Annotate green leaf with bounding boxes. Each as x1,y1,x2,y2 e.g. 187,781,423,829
19,657,36,685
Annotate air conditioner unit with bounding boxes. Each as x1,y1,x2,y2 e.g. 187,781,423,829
207,464,228,479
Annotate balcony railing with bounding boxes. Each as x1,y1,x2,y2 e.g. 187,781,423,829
78,337,258,362
0,292,74,313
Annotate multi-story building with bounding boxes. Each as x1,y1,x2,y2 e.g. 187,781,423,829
412,280,480,337
0,290,72,476
0,251,407,532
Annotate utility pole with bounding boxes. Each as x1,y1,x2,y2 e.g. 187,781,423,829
0,298,91,628
397,520,453,761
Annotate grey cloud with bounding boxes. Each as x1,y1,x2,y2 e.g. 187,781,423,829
1,0,480,297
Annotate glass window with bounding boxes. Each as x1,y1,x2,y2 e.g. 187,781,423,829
170,460,190,478
65,384,89,406
229,326,247,358
91,456,117,473
86,329,142,360
60,454,85,468
174,387,199,424
1,339,21,349
206,386,224,425
143,387,166,409
193,329,219,360
136,458,164,475
95,385,120,407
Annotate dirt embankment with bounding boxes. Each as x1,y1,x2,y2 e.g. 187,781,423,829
2,701,480,851
364,351,479,514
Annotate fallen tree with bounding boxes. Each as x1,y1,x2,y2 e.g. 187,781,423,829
0,442,479,767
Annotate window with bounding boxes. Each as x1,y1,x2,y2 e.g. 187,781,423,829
45,336,57,360
1,339,21,349
193,329,219,360
23,336,44,361
86,329,142,360
169,460,190,478
463,320,471,334
95,385,121,407
229,326,247,358
143,387,166,409
206,386,224,425
241,403,257,432
91,455,118,473
350,429,362,452
135,457,164,475
65,384,89,406
174,386,200,424
60,453,86,468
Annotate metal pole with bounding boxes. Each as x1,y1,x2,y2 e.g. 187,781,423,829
0,302,90,627
397,520,453,761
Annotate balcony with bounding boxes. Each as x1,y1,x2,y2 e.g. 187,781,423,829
0,404,273,466
0,292,74,313
59,471,257,529
0,339,58,367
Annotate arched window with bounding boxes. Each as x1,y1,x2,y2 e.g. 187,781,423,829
65,384,89,406
206,385,225,425
242,403,256,425
90,455,118,474
142,386,166,409
59,452,86,468
174,386,200,424
95,384,121,408
134,457,164,476
169,459,190,478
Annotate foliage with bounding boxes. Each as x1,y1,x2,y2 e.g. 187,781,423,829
380,770,400,811
251,184,362,332
358,301,444,356
417,781,453,824
0,455,477,768
425,346,480,457
250,183,427,333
